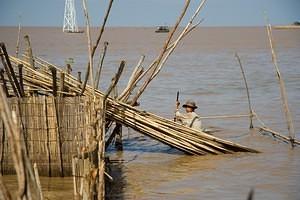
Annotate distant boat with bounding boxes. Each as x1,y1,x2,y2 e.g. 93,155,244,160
64,30,84,34
155,26,169,33
273,21,300,30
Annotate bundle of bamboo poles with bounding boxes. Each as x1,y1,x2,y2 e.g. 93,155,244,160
3,54,259,155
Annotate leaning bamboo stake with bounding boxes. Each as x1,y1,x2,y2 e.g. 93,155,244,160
117,21,201,101
266,23,296,146
151,0,207,80
118,55,145,101
33,163,43,200
235,53,254,129
95,41,109,89
81,0,114,95
130,0,191,104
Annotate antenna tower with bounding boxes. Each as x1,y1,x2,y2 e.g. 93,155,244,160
63,0,79,33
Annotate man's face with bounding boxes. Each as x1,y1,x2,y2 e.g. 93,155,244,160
185,106,194,113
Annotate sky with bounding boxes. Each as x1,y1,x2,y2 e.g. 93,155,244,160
0,0,299,27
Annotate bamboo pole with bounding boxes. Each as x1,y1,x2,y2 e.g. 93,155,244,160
18,64,25,97
81,0,114,95
15,16,21,58
266,23,296,146
235,53,254,129
33,163,43,200
130,0,191,104
95,41,109,89
24,35,35,69
43,96,51,177
0,43,23,97
82,0,96,100
0,69,9,97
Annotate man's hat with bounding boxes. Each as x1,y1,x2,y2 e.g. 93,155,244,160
182,100,198,109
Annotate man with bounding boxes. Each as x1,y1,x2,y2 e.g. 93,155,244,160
175,100,202,130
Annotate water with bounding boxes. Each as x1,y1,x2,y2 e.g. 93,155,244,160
1,27,300,199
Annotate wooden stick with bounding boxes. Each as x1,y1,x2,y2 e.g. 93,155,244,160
104,61,126,101
49,66,58,96
33,163,43,200
0,43,23,97
95,41,109,89
266,22,296,146
59,72,65,97
82,0,96,100
199,114,252,120
52,96,64,177
24,35,35,69
0,69,9,97
81,0,114,95
235,53,254,129
43,96,51,177
130,0,191,104
15,16,21,58
151,1,207,79
18,64,25,97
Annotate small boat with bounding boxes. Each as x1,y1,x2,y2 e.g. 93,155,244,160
155,26,169,33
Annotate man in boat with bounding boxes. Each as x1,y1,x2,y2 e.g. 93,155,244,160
175,100,202,130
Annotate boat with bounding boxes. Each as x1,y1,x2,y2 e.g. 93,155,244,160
155,26,170,33
273,21,300,30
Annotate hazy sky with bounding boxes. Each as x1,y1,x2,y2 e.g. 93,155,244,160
0,0,299,27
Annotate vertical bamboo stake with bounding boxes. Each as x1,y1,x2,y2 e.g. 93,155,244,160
43,97,51,177
18,64,25,97
53,97,64,177
235,53,254,129
77,72,82,83
266,23,296,146
50,67,58,96
16,15,21,58
0,121,5,174
24,35,35,69
82,0,96,100
59,72,65,97
72,157,77,197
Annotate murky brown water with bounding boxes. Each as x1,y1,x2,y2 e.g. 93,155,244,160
1,27,300,199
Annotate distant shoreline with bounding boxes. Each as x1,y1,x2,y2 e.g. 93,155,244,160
0,25,270,29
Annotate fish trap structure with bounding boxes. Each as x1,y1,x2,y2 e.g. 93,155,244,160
0,41,259,177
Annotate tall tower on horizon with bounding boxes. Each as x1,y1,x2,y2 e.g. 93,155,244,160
63,0,79,33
